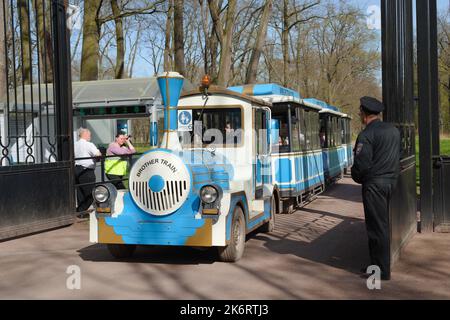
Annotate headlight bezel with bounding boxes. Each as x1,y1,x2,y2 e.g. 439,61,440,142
93,185,110,203
200,185,219,204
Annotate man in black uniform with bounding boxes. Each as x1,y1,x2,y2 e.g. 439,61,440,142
352,96,401,281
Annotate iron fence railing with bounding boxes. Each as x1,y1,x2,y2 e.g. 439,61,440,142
73,152,144,189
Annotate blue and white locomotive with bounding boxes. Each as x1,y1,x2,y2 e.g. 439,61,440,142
89,74,352,261
90,72,276,262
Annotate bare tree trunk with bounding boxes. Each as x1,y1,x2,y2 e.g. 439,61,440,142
246,0,272,84
33,0,53,83
282,0,289,87
80,0,102,81
173,0,185,76
209,31,218,80
218,0,236,86
164,0,173,71
209,0,236,86
110,0,125,79
127,25,142,78
296,27,303,95
199,0,209,74
19,0,31,84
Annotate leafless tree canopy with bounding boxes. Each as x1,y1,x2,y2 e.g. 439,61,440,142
66,0,450,139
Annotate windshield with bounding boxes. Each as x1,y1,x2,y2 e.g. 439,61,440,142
179,107,243,148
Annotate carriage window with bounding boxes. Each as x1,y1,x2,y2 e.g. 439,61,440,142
180,108,242,147
291,108,301,152
319,118,326,148
310,111,317,150
272,113,290,153
348,120,352,143
255,109,269,155
346,119,351,144
330,117,335,147
326,116,332,147
333,117,338,147
312,112,319,150
305,110,312,151
298,108,306,151
341,118,347,144
335,117,340,146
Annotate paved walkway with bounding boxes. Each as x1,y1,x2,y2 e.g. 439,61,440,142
0,177,449,299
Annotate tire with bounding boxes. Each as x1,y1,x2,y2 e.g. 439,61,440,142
218,206,246,262
281,200,294,214
260,196,276,233
107,244,137,259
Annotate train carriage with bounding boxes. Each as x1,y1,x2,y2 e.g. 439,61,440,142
228,85,325,213
341,115,354,173
318,105,347,183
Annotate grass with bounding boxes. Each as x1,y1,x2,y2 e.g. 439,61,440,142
134,144,152,154
440,139,450,155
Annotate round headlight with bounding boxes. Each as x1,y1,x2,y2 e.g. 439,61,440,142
200,185,218,204
93,185,110,203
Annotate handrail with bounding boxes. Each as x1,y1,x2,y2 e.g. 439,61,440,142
73,152,145,189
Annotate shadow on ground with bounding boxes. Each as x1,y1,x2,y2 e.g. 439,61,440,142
79,244,217,265
80,180,369,272
323,181,362,204
252,208,370,275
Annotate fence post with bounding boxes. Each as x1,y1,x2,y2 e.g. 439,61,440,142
416,0,439,232
52,0,74,210
52,0,73,163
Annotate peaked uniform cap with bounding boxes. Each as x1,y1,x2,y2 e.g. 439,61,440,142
360,96,384,114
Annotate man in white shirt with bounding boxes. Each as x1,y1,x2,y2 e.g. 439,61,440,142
74,128,101,215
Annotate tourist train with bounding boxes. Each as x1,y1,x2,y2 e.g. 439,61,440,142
89,72,352,262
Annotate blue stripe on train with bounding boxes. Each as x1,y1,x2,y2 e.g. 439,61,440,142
105,193,204,246
322,147,346,178
273,152,324,192
346,144,354,167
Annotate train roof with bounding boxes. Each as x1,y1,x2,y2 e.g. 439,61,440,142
180,86,272,107
225,83,349,115
300,99,326,111
319,108,346,117
227,84,301,104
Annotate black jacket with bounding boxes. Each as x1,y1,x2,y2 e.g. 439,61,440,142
351,119,401,185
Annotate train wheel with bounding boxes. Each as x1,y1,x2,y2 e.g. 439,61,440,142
107,244,136,259
218,206,245,262
260,196,276,233
281,200,294,214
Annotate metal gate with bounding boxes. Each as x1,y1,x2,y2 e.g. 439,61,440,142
0,0,73,240
434,157,450,232
381,0,417,266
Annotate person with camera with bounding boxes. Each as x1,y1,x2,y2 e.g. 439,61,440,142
105,132,136,189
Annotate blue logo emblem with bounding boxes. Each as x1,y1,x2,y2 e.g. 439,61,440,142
178,111,192,125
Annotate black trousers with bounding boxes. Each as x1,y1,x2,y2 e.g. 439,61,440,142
75,166,96,212
106,174,126,190
362,183,393,278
